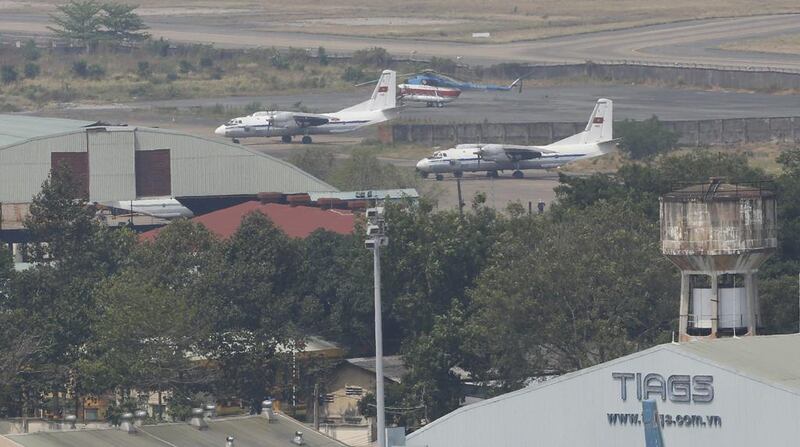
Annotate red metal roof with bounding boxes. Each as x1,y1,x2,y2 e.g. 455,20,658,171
140,201,355,241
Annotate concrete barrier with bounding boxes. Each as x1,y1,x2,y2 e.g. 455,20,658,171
389,117,800,146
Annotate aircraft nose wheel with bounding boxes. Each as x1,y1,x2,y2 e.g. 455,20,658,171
435,174,444,181
453,171,463,178
281,135,292,143
301,136,313,144
486,170,499,178
420,172,429,179
512,170,524,179
231,138,240,144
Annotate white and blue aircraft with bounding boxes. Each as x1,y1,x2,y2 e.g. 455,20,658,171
415,98,616,180
215,70,397,144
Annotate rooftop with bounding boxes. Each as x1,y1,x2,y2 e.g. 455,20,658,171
0,115,97,148
347,356,408,383
140,202,355,241
3,414,345,447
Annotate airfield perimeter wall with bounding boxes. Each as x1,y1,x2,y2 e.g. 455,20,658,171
387,116,800,146
484,62,800,91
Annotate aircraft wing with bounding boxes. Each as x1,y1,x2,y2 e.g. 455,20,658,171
292,113,331,127
476,144,555,162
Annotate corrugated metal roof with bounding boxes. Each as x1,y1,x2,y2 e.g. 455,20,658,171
668,333,800,393
347,356,407,383
5,414,346,447
0,115,96,148
139,202,355,241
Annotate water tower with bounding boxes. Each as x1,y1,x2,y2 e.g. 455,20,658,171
660,179,777,341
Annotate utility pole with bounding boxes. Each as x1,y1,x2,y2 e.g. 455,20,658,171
365,207,388,447
456,177,464,219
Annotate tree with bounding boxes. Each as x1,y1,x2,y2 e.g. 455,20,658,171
48,0,104,49
467,200,677,390
616,115,680,160
195,212,302,406
99,2,150,43
49,1,149,49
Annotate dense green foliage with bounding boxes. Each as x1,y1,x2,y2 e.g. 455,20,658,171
1,149,798,428
616,115,680,159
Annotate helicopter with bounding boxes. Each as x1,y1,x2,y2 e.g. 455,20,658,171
356,69,523,108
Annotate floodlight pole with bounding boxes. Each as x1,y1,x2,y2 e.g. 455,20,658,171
366,206,387,447
373,240,386,447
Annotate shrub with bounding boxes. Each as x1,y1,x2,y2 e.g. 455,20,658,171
351,47,391,67
137,61,151,78
23,62,40,79
72,60,89,78
270,52,289,70
342,66,366,83
86,64,106,79
318,46,329,65
199,57,214,69
21,39,41,61
1,65,19,84
178,60,193,74
166,71,178,82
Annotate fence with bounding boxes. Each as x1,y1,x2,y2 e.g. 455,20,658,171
388,116,800,146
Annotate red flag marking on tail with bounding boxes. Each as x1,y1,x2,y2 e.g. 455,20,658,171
593,117,604,124
378,86,389,92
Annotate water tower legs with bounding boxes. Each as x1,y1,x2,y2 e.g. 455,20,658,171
679,272,690,340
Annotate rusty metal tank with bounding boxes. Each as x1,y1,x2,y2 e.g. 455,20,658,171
660,179,777,272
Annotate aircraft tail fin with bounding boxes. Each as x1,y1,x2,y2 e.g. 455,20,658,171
551,98,613,146
339,70,397,113
510,77,523,93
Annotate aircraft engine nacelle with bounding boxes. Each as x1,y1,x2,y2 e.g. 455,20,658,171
271,112,298,128
475,144,509,162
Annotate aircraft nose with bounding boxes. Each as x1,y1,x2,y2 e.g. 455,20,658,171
416,159,429,172
214,125,226,136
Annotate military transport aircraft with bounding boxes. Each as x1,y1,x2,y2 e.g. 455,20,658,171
415,98,616,179
215,70,397,144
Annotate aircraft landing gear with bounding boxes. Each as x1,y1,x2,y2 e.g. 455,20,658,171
454,171,463,178
435,174,444,181
512,170,524,179
420,172,429,179
281,135,292,143
436,102,444,108
231,138,240,144
301,136,313,144
486,170,499,178
426,102,433,107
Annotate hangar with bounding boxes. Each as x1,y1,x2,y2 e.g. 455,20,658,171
407,334,800,447
0,115,334,237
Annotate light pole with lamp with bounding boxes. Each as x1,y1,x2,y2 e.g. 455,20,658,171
365,206,388,447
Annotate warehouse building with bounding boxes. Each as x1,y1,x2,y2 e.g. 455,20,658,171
0,115,334,239
407,334,800,446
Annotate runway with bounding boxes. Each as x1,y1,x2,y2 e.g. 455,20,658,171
2,13,800,70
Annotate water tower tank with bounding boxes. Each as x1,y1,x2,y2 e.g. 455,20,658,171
660,179,777,340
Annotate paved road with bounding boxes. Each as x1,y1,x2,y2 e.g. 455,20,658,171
3,13,800,69
90,84,800,124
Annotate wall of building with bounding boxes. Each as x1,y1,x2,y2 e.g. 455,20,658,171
323,364,378,423
0,127,335,204
407,346,800,447
389,116,800,147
